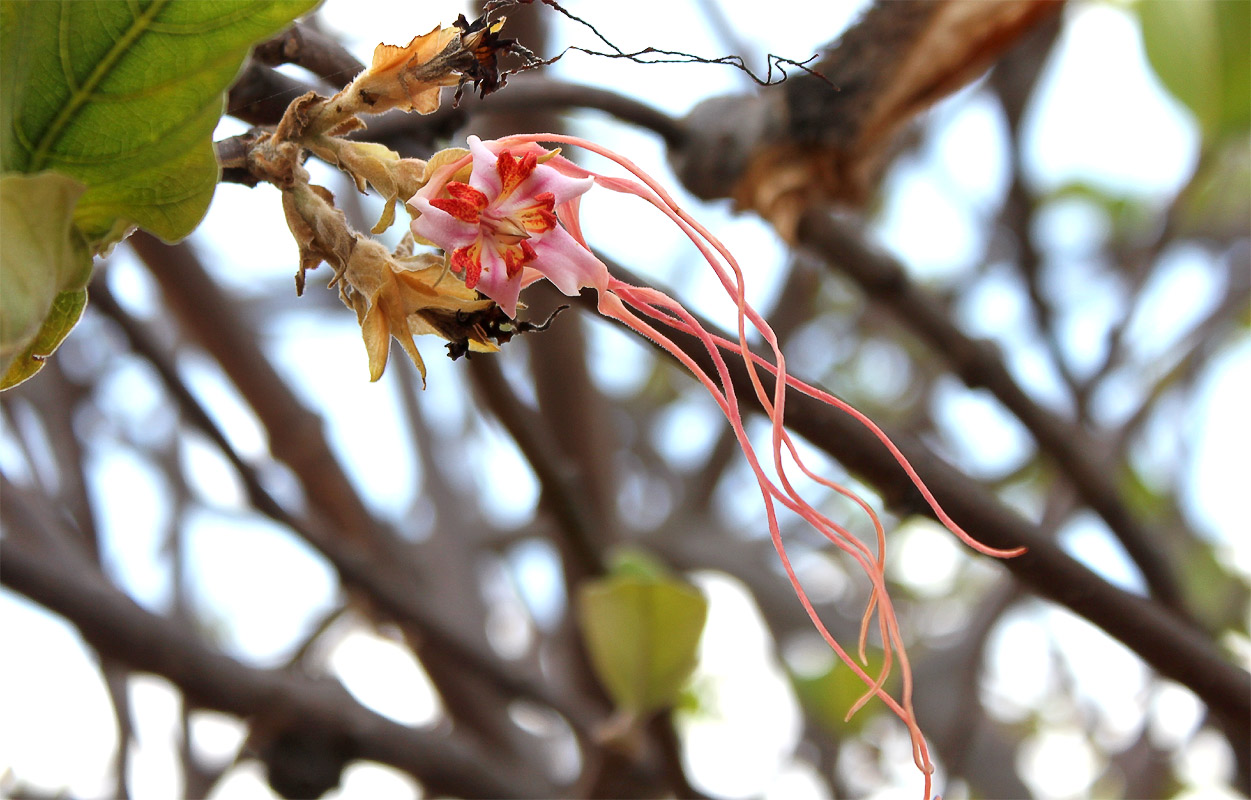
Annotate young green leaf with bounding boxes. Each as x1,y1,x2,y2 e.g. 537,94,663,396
0,0,320,251
578,572,708,718
790,648,892,737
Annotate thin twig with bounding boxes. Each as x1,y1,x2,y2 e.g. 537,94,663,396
797,209,1196,620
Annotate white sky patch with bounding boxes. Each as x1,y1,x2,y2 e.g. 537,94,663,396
929,89,1012,212
472,417,540,528
651,388,722,470
104,245,163,319
930,376,1035,478
981,605,1053,722
0,592,118,799
1175,728,1240,799
586,315,655,397
97,356,179,451
188,710,249,768
888,520,965,599
178,430,250,511
873,159,985,281
765,760,832,800
327,629,443,727
679,572,801,799
1149,680,1204,750
1018,726,1101,800
1033,197,1110,257
1124,242,1224,362
266,314,422,522
204,761,276,800
177,350,272,462
506,537,567,630
1023,2,1199,196
1045,604,1151,737
1057,512,1147,596
325,761,419,800
89,447,174,612
183,509,339,666
127,676,185,800
1185,337,1251,548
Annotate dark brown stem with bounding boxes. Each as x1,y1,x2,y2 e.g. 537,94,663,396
227,60,318,126
252,22,366,87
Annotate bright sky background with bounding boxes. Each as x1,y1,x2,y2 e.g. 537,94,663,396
2,1,1247,799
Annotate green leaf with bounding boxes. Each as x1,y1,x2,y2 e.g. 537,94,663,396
2,288,87,390
1136,0,1251,139
0,172,91,387
790,648,893,737
1042,180,1153,241
1179,540,1251,638
607,547,672,581
1210,0,1251,135
0,0,319,251
578,571,708,717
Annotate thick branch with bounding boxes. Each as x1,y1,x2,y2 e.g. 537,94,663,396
797,210,1191,618
252,22,366,87
671,0,1063,209
226,60,318,126
88,270,598,740
579,268,1250,746
0,536,542,799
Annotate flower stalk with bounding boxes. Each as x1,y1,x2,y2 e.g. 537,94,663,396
232,16,527,384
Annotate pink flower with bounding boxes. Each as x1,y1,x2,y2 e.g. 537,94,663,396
409,136,608,317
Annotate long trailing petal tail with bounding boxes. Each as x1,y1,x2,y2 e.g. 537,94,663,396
493,132,1026,797
596,283,932,788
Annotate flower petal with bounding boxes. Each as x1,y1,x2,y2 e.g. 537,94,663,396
466,136,504,201
450,239,484,288
497,168,594,220
512,192,558,234
494,149,539,203
473,245,523,317
410,196,482,251
529,225,609,296
430,182,489,223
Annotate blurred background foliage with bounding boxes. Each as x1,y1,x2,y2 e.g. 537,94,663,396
1,1,1248,799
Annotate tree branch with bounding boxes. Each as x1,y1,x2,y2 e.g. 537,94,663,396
252,22,365,87
579,263,1250,752
0,535,546,799
87,272,599,743
796,210,1193,619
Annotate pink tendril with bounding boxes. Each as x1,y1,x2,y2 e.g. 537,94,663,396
416,132,1027,799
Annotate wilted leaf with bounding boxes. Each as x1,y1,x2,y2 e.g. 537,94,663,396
578,570,708,717
0,0,319,251
0,172,91,387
